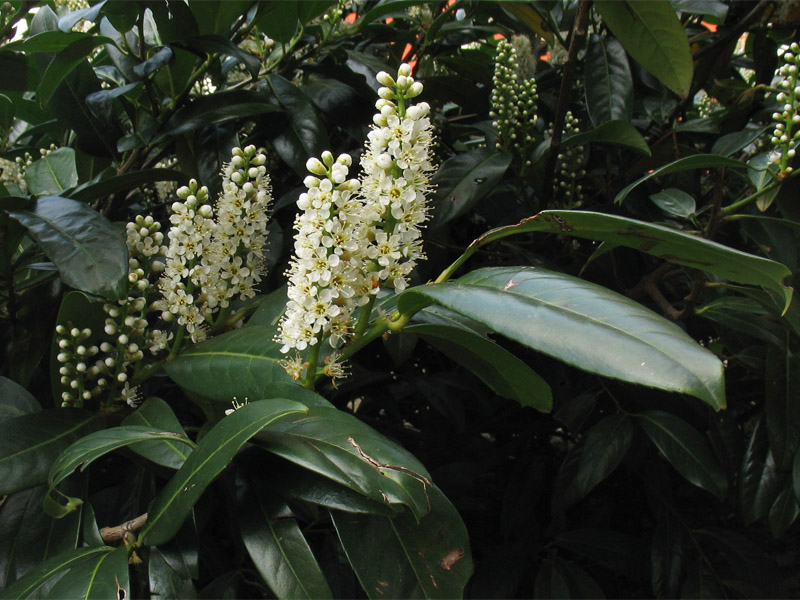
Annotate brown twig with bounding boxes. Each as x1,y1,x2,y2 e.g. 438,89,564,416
100,513,148,544
540,0,590,208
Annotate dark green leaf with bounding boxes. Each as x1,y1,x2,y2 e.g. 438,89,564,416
553,529,643,575
171,35,260,79
535,557,606,599
671,0,728,19
255,404,432,518
651,507,687,599
133,46,174,78
615,154,746,204
768,478,799,537
266,74,330,175
37,36,114,106
164,90,280,137
0,545,114,600
190,0,251,37
239,490,332,599
141,399,307,546
574,414,633,497
122,397,193,469
24,149,79,196
649,188,696,218
148,547,197,600
585,35,633,126
245,286,289,328
740,417,784,525
44,545,129,600
595,0,693,97
255,3,301,44
8,196,128,300
476,210,792,312
166,325,294,404
399,267,726,409
563,119,649,155
70,168,188,203
0,409,102,496
638,410,728,499
429,148,512,229
712,123,771,157
47,426,196,501
765,346,800,470
794,447,800,503
3,31,93,52
0,376,41,424
0,51,37,92
405,308,552,411
332,486,472,599
57,1,106,31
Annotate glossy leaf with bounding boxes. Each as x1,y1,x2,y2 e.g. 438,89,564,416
574,414,633,498
0,409,101,496
399,267,726,409
0,545,114,600
70,168,188,203
164,90,280,136
332,486,472,600
171,35,260,78
122,397,193,469
740,417,784,525
553,529,643,575
7,196,128,300
3,31,93,52
638,410,728,499
614,154,746,204
239,489,332,599
472,210,792,311
651,507,687,599
141,399,307,546
266,74,330,175
44,545,129,600
166,325,294,403
0,376,40,424
148,547,196,600
255,404,432,518
429,148,512,229
405,307,552,411
133,46,173,78
595,0,693,97
585,35,633,126
563,119,649,155
24,148,78,196
534,557,606,599
649,188,696,218
37,36,113,106
768,479,799,537
765,346,800,471
47,426,195,499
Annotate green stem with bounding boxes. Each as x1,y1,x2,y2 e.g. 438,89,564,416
167,324,186,361
721,169,799,216
210,305,232,333
352,295,377,341
302,340,322,390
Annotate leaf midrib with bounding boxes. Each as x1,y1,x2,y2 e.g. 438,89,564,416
0,414,97,464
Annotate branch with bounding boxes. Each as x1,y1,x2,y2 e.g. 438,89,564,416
540,0,590,208
99,513,148,544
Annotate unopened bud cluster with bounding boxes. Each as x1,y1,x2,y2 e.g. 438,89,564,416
771,42,800,176
554,112,586,207
490,39,539,169
56,325,101,408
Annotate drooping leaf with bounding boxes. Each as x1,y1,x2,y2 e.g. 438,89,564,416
563,119,649,155
765,345,800,471
43,545,129,600
398,267,726,409
7,196,128,300
266,74,330,175
163,90,280,137
70,168,188,203
46,426,196,513
468,210,792,311
649,188,696,218
141,399,307,546
740,417,784,525
0,376,41,424
24,148,78,196
405,307,552,411
171,35,260,79
0,545,114,600
239,486,333,599
332,486,473,599
255,403,432,518
614,154,746,204
0,409,102,496
122,397,193,470
133,46,174,79
3,31,93,52
429,148,512,229
37,36,114,106
651,506,687,599
638,410,728,499
166,325,295,403
148,547,197,600
574,414,633,498
585,35,633,126
768,478,800,537
595,0,693,97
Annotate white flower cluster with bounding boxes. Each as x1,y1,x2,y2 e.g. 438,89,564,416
771,42,800,176
490,38,539,165
155,145,272,341
278,152,368,354
360,63,435,291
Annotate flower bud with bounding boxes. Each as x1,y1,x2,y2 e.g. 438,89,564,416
306,157,327,175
